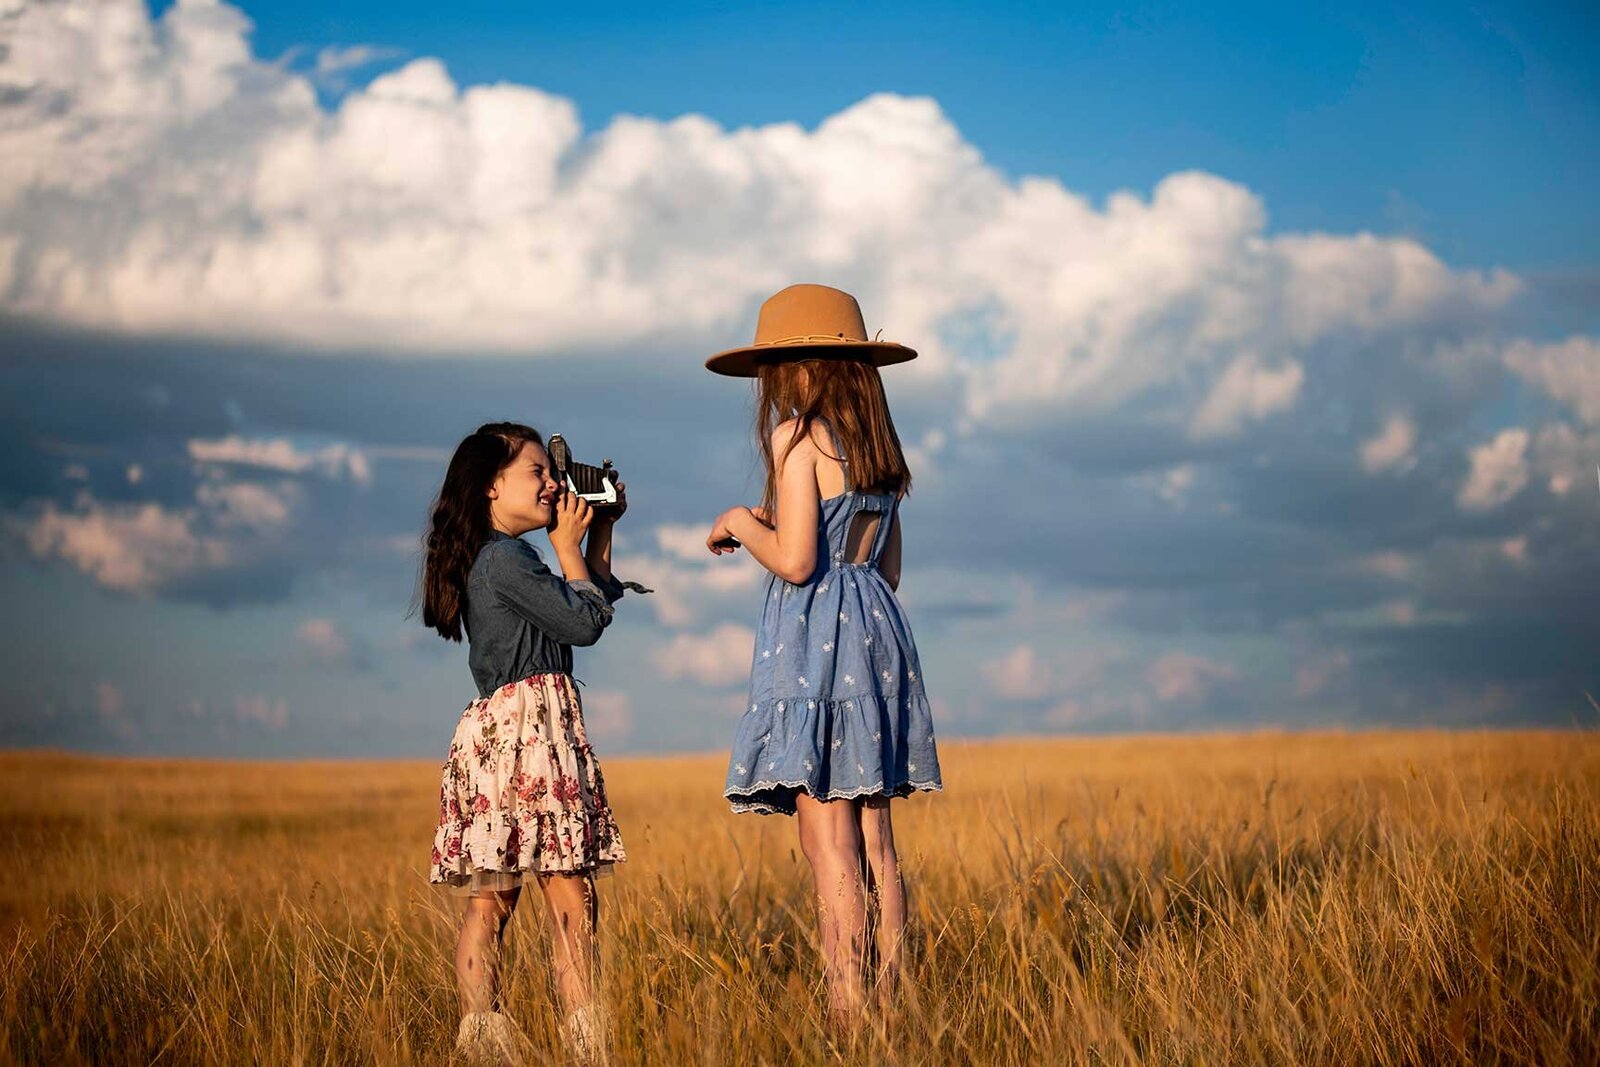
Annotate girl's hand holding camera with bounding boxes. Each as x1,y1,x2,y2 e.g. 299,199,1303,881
561,481,630,588
601,481,628,523
547,488,594,554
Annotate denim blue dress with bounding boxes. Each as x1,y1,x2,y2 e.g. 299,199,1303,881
724,484,943,815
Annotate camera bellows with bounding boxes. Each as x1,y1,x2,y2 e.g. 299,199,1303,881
547,433,621,511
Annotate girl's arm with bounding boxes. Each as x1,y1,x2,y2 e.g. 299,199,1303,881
583,480,626,589
879,511,902,593
485,491,612,647
710,421,820,585
584,521,612,584
483,541,615,647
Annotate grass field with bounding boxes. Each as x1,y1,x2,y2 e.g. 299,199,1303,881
2,730,1597,1065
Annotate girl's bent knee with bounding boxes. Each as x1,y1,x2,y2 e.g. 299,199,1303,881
465,891,517,920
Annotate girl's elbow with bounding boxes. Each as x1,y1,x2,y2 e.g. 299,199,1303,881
779,559,816,585
580,613,615,645
558,616,608,646
566,626,603,647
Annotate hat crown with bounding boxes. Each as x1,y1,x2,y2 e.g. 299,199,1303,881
704,282,915,376
753,284,868,346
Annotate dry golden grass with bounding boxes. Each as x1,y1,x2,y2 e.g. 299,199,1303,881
2,730,1597,1065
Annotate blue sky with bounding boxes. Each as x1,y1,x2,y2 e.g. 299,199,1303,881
1,0,1597,757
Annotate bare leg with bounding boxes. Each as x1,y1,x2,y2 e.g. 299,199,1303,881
795,792,868,1020
857,797,906,993
456,888,521,1016
536,871,599,1014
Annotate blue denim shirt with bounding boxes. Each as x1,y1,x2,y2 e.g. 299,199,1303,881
463,530,625,697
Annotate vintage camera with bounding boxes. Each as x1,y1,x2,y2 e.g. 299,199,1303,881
546,433,623,513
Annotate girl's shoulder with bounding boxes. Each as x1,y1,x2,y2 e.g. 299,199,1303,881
471,535,547,585
774,416,851,461
771,416,826,453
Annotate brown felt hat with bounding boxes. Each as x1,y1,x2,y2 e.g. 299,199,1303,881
705,284,917,377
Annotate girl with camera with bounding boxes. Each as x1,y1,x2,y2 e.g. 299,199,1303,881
705,285,944,1022
421,422,633,1064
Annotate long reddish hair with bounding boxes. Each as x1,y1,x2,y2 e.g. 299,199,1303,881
754,358,912,514
420,422,543,642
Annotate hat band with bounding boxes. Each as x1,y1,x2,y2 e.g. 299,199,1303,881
754,330,886,347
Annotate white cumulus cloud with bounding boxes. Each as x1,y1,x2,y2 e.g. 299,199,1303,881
0,0,1520,445
18,473,297,595
1360,413,1418,474
22,495,228,594
1529,422,1600,497
1457,428,1530,512
1188,354,1305,440
1503,336,1600,426
649,623,754,688
620,525,765,626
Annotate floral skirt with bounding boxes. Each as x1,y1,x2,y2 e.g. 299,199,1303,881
430,673,625,889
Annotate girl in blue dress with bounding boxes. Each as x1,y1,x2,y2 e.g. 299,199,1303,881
704,284,943,1019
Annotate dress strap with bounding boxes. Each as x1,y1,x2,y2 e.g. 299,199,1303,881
814,417,851,491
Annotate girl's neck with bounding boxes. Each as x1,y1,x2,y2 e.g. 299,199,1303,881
490,513,531,539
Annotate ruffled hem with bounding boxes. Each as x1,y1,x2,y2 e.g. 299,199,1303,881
428,673,625,884
723,690,942,817
726,776,943,816
430,807,626,885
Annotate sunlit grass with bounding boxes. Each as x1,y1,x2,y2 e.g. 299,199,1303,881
2,730,1597,1064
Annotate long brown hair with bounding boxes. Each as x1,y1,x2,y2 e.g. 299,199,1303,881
421,422,543,642
755,358,912,514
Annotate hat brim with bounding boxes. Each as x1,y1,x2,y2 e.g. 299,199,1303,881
704,340,917,378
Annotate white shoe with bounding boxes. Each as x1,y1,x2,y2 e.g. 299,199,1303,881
562,1003,610,1066
454,1011,526,1066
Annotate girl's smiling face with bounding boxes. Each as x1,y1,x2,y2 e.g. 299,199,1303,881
488,440,560,536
